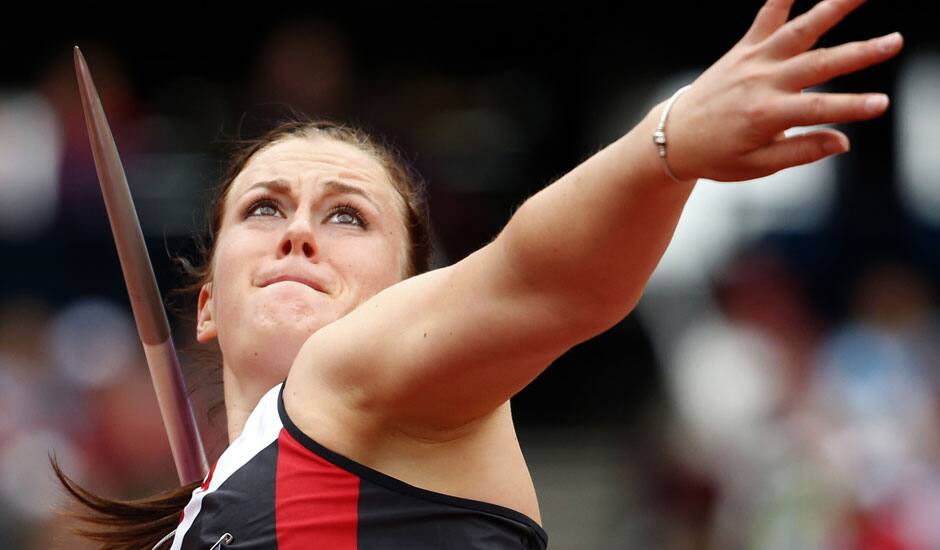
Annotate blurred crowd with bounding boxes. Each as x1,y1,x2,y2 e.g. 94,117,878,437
1,14,939,550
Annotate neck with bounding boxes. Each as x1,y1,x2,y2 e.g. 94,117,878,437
218,326,315,443
223,364,282,443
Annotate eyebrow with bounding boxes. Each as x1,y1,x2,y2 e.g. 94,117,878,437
240,178,382,213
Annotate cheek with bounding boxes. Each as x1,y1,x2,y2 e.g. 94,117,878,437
344,237,406,291
398,232,411,278
209,234,257,322
215,228,269,274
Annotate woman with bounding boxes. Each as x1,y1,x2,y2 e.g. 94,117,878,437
53,0,903,548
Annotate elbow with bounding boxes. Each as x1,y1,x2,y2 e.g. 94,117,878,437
577,284,645,338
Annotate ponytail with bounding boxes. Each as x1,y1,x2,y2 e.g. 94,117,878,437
49,452,199,550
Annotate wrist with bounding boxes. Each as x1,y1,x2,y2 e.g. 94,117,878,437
652,85,698,183
605,103,698,197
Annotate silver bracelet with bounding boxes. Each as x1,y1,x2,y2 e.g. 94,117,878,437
652,84,694,183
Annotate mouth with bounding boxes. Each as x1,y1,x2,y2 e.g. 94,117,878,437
262,276,326,293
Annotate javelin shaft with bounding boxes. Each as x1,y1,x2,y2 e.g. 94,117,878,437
73,46,208,485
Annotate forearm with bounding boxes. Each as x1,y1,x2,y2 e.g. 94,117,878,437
497,102,697,332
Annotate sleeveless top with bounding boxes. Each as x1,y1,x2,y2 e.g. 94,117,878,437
170,381,549,549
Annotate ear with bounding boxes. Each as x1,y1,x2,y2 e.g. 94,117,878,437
196,282,218,344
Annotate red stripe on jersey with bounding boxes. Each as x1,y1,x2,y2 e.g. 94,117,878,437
202,460,218,490
275,427,359,549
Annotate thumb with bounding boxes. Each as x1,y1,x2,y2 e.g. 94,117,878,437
744,129,849,176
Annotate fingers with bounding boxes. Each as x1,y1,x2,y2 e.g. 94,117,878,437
780,32,904,89
765,0,866,58
776,92,890,128
745,128,849,175
741,0,797,45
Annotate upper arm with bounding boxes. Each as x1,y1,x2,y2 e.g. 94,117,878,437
291,237,607,438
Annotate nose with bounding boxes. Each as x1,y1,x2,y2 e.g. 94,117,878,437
278,215,318,259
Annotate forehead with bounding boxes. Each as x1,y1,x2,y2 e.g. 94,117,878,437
229,136,401,210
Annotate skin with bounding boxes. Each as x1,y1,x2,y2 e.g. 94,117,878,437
195,136,411,442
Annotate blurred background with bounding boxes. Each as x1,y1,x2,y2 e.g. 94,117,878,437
1,1,938,548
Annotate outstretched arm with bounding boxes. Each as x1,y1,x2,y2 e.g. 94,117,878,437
291,0,903,438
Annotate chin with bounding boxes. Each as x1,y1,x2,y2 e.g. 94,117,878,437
260,311,328,337
245,323,311,371
256,291,321,317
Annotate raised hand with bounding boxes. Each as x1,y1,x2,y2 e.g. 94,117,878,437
664,0,903,182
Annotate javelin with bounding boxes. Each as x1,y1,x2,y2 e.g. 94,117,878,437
73,46,208,485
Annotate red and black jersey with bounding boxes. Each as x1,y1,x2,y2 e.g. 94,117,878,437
170,381,549,549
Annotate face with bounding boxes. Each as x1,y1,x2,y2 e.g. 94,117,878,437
195,136,409,380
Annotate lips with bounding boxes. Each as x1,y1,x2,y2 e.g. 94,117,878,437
261,274,326,293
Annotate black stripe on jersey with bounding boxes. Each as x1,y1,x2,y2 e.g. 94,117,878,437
357,476,544,549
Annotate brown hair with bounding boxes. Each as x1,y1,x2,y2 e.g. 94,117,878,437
50,115,433,549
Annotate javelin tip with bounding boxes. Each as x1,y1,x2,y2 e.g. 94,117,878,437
73,46,88,77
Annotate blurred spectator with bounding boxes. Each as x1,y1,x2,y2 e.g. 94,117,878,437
0,92,60,241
